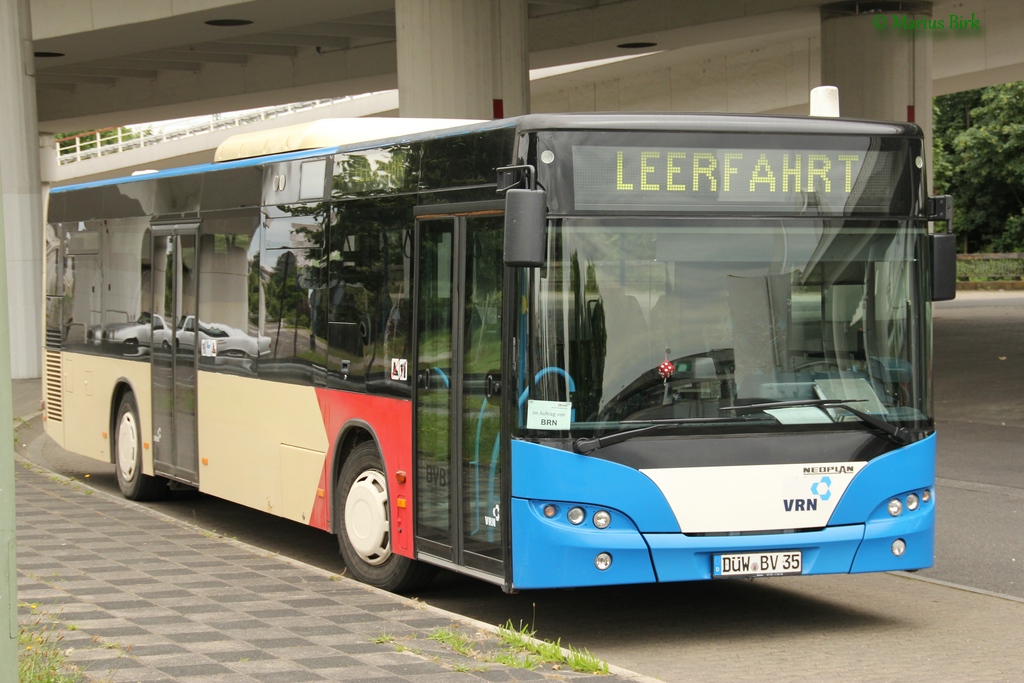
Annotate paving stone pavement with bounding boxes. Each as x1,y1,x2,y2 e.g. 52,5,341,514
14,461,640,683
10,378,646,683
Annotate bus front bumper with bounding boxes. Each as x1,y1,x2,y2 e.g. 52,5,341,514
510,497,934,590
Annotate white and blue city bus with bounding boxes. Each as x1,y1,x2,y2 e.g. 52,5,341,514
43,113,956,592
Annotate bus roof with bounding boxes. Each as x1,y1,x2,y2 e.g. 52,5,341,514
213,117,483,162
51,113,920,196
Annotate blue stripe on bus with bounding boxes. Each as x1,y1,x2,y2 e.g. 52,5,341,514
49,147,339,193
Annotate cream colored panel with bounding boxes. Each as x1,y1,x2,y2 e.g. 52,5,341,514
196,372,328,516
280,444,328,524
57,352,153,471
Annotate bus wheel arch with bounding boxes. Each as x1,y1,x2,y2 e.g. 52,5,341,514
110,385,167,501
333,436,435,592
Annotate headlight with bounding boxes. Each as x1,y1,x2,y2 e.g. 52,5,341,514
567,507,585,525
888,498,903,517
906,493,920,511
593,510,611,529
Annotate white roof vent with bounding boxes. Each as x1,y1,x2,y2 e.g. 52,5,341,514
810,86,840,118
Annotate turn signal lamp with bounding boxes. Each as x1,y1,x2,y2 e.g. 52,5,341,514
543,504,558,518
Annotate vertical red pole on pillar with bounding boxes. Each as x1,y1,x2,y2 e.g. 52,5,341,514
907,105,915,123
493,99,504,119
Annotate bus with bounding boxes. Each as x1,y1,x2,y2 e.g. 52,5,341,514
43,113,957,592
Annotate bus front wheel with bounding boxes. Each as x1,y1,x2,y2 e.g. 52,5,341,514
335,441,435,592
113,392,167,501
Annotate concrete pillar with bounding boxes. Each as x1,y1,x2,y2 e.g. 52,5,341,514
0,0,43,378
395,0,529,119
821,2,933,186
0,170,15,683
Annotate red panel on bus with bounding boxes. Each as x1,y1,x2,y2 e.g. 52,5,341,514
312,388,415,558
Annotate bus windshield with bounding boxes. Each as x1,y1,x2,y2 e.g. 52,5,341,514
519,218,932,438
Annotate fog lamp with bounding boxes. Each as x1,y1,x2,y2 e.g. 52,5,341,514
888,498,903,517
593,510,611,529
891,539,907,557
595,552,612,571
568,507,585,525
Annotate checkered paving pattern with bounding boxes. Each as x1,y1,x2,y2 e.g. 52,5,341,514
15,462,621,682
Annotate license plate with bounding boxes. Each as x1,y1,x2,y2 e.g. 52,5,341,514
712,551,802,578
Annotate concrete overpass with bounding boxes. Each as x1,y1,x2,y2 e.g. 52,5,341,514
3,0,1024,377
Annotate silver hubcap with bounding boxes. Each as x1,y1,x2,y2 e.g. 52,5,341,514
344,468,391,566
116,410,138,482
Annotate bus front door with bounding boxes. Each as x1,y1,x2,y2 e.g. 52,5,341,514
151,227,200,485
414,206,505,582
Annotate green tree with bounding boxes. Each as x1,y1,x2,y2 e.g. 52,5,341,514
934,82,1024,252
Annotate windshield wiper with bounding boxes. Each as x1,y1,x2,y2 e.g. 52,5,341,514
573,417,755,455
720,398,913,446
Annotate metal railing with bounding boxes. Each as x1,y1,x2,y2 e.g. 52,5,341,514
54,95,370,165
957,253,1024,281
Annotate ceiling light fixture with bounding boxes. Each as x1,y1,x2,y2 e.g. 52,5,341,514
205,19,253,27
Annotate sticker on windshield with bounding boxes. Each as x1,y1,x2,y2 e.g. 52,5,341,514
526,400,572,430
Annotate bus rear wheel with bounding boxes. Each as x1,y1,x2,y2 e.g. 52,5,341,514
335,441,435,592
113,392,167,501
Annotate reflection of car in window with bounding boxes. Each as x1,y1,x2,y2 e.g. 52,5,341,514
175,315,271,358
93,312,169,354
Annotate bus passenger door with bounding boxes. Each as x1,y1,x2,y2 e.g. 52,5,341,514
413,204,505,582
151,226,200,485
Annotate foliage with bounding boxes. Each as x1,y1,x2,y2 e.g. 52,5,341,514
497,620,610,674
934,81,1024,252
18,615,82,683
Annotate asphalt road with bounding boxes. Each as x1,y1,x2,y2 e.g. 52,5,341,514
922,291,1024,598
17,290,1024,680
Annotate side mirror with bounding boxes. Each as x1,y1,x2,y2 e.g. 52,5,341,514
927,194,956,302
929,233,957,302
504,189,547,267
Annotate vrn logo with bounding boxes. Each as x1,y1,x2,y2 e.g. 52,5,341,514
783,476,832,512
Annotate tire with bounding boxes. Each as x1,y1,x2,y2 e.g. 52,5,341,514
336,441,436,592
113,392,167,501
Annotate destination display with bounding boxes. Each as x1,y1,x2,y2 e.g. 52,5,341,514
572,145,905,214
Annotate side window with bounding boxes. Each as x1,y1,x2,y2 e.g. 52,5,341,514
63,222,101,350
99,218,150,358
45,224,62,349
260,203,328,385
327,199,414,394
197,211,261,376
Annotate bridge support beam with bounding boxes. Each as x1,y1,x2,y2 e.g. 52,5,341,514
821,2,933,185
0,0,42,378
395,0,529,119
